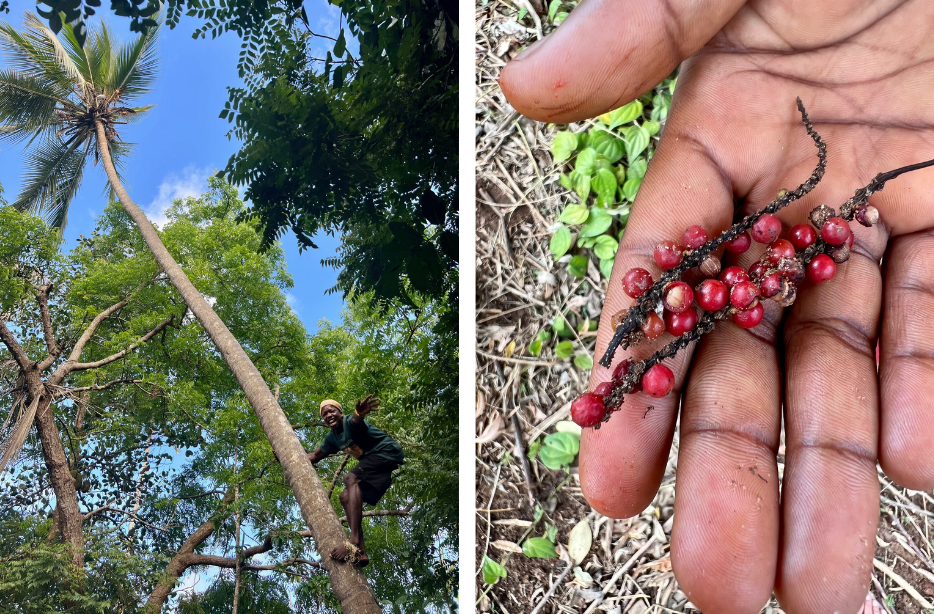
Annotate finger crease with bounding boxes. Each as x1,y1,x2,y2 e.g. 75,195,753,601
784,316,875,359
786,439,877,470
683,425,778,456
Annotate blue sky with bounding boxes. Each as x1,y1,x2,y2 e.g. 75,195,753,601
0,0,351,334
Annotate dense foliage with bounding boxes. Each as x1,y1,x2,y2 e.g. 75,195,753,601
0,180,456,611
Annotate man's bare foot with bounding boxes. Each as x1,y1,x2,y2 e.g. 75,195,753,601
330,542,369,566
350,540,369,567
330,543,354,563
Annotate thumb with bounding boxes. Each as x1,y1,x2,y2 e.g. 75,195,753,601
499,0,745,123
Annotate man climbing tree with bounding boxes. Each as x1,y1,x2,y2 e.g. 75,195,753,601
308,396,405,568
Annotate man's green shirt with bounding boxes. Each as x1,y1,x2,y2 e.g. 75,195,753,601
320,415,404,464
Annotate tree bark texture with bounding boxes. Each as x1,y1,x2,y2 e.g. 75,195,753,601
94,121,382,614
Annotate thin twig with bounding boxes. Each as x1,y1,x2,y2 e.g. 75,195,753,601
510,413,537,507
528,561,573,614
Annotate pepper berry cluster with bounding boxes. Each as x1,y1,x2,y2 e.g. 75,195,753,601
569,99,934,429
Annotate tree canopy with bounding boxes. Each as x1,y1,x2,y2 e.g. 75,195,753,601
0,179,456,612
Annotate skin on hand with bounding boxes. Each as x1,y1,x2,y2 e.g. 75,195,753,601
352,394,380,423
500,2,934,613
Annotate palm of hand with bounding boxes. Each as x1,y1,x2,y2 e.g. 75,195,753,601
502,2,934,613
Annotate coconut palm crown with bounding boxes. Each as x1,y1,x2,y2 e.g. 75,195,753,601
0,12,156,228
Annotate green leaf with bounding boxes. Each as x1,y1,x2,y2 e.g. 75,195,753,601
332,64,345,89
334,29,347,57
523,537,558,559
536,330,552,342
551,132,578,164
528,339,542,356
527,438,541,461
571,171,591,201
567,519,593,565
554,340,574,359
580,207,612,238
624,125,649,163
577,235,597,249
559,173,573,190
573,354,593,370
557,204,589,225
588,131,624,164
538,432,580,469
644,120,661,137
608,100,643,129
553,316,572,337
554,11,569,24
574,148,597,176
517,6,528,21
622,177,642,202
627,158,648,181
482,556,508,585
599,257,615,280
567,255,588,278
592,168,617,206
549,225,572,258
555,420,582,436
546,524,558,543
548,0,562,20
592,235,618,261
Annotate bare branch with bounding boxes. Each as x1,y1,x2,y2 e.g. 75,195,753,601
67,315,175,373
35,284,60,358
0,321,34,371
53,378,142,397
83,505,168,533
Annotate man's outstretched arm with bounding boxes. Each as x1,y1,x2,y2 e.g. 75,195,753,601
306,447,327,465
351,394,380,425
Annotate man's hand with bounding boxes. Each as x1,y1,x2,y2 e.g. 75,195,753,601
307,448,326,465
353,394,380,421
501,2,934,613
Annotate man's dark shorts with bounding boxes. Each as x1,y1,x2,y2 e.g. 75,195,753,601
350,453,400,505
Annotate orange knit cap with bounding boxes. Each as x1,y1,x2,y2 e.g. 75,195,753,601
319,399,342,416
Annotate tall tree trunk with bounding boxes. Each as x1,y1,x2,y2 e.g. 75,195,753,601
94,121,382,614
28,379,84,568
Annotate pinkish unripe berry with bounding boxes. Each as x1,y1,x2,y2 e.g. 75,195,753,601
752,213,782,243
641,312,665,340
788,224,817,250
663,281,693,313
821,217,851,246
779,258,805,284
747,261,770,282
611,358,633,384
682,225,708,249
730,280,760,310
719,266,750,289
767,239,796,264
695,279,729,311
641,364,675,398
807,254,836,283
664,307,698,336
570,393,606,427
654,240,683,269
733,302,764,328
622,267,654,298
854,204,879,227
760,273,782,298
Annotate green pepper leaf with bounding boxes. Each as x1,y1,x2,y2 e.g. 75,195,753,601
549,225,572,258
580,207,612,238
554,340,574,358
551,132,578,164
523,537,558,559
482,556,508,585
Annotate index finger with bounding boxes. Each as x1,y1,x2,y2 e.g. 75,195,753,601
498,0,744,123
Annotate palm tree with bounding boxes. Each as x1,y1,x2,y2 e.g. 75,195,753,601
0,14,381,613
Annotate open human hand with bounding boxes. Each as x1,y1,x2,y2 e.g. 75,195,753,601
355,394,380,417
500,2,934,613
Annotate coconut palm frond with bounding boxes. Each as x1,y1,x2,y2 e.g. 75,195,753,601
108,19,159,101
57,19,96,90
87,20,114,93
0,69,70,144
19,13,87,89
12,136,86,229
0,17,81,94
0,395,39,475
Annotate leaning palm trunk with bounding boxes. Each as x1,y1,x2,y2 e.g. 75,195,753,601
94,121,382,613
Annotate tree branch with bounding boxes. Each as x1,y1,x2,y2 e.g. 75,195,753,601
83,505,167,533
0,320,34,371
35,284,60,358
53,378,142,397
67,315,175,373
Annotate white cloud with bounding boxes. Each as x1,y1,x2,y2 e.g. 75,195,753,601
286,292,300,312
145,166,213,228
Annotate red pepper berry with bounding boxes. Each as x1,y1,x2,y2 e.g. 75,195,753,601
821,217,851,246
760,273,782,298
845,230,854,248
766,239,796,264
611,358,633,384
593,381,614,397
622,267,654,298
570,393,607,427
747,260,770,282
695,279,728,311
662,281,693,314
788,224,817,250
752,213,782,243
718,266,750,289
724,231,752,254
642,364,675,398
641,312,665,340
730,280,760,310
664,306,698,336
807,254,836,284
682,225,708,250
733,302,764,328
654,240,683,269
